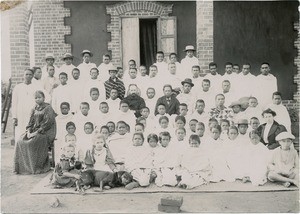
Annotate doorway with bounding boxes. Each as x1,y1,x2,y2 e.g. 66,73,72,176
139,19,157,73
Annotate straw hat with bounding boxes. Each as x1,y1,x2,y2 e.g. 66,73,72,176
81,50,93,57
275,132,295,141
45,53,55,60
62,53,74,60
183,45,196,52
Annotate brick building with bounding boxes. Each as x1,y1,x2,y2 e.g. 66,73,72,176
3,0,299,113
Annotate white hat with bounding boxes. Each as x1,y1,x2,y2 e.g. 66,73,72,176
81,50,93,57
275,132,295,141
183,45,195,52
45,53,55,60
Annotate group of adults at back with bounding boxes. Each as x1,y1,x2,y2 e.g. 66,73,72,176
12,45,293,179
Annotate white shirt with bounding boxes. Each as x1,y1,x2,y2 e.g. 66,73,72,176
180,56,199,78
51,84,73,114
256,74,277,109
97,62,114,82
58,64,76,78
263,123,272,144
77,62,97,82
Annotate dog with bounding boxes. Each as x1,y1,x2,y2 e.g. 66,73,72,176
77,170,133,192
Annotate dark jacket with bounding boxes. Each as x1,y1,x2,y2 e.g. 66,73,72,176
256,121,287,150
155,95,180,116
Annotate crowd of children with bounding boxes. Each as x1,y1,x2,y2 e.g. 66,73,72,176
17,45,298,190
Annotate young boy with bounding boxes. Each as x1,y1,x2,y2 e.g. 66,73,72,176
266,92,291,133
106,121,116,136
77,122,94,161
95,102,111,129
242,96,263,122
144,87,156,115
249,117,260,131
43,65,60,96
236,119,250,143
180,45,199,76
51,72,72,114
106,88,121,113
154,51,168,75
104,68,126,100
117,67,124,80
107,121,132,170
59,53,76,78
73,102,95,137
77,50,97,82
41,53,59,80
87,87,101,115
113,100,136,130
98,54,114,81
228,101,243,125
205,62,222,93
196,79,215,110
267,132,299,187
188,99,209,128
83,67,106,101
139,65,148,77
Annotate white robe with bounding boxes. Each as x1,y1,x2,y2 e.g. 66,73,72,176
77,62,97,82
11,83,38,140
41,65,59,80
51,84,73,114
107,133,131,164
83,79,106,101
97,62,114,82
58,64,76,78
235,73,257,98
256,74,277,109
180,56,199,77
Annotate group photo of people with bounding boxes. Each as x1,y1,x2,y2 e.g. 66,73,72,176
12,44,298,191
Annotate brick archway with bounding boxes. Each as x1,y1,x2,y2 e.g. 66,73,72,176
106,1,173,66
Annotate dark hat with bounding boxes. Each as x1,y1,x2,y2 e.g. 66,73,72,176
81,50,93,57
183,45,196,52
62,53,74,60
262,108,276,117
181,78,194,87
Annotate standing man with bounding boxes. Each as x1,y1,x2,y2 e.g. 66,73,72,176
77,50,97,82
12,68,38,140
256,62,278,108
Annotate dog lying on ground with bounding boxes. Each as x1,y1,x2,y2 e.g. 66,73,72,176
76,170,133,192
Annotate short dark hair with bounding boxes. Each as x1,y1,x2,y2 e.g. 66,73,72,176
80,102,90,108
242,63,251,68
272,91,282,98
159,131,171,142
159,115,169,123
59,72,68,78
261,62,270,67
60,102,70,109
147,133,158,143
209,62,217,68
66,121,76,129
90,87,99,95
90,67,99,73
225,62,233,67
156,51,164,56
262,108,276,117
175,115,186,125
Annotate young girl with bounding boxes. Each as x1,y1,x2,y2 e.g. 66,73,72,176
77,122,94,162
220,119,230,141
267,132,299,187
125,133,153,189
242,131,271,186
202,125,234,182
84,134,116,172
51,144,82,189
154,132,180,187
178,135,211,189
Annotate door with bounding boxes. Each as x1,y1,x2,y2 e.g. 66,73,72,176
121,17,140,70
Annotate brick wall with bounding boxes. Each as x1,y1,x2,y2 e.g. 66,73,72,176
32,0,71,68
196,0,214,74
9,1,30,87
292,22,300,109
106,1,173,66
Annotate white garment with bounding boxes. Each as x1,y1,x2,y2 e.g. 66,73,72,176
196,89,216,110
58,64,76,78
83,79,106,101
32,78,51,103
176,92,196,111
180,56,199,77
106,98,121,113
263,123,272,144
204,73,223,93
93,149,112,171
12,83,38,140
154,61,168,77
97,62,114,82
77,62,97,82
145,98,157,116
51,84,73,114
43,76,60,96
107,133,131,164
256,74,277,109
73,112,95,137
242,106,263,122
41,65,59,80
235,73,257,98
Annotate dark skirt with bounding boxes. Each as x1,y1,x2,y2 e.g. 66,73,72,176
14,133,50,174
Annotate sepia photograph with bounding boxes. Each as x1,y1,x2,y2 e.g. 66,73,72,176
1,0,299,213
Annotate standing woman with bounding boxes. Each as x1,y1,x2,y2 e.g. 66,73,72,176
256,108,286,150
14,91,57,174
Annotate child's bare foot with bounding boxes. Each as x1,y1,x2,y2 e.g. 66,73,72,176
93,188,103,192
242,176,250,183
104,186,111,190
125,181,139,190
283,182,291,188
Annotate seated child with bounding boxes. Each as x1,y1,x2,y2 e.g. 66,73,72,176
99,125,110,140
107,121,131,171
106,88,121,113
170,127,188,151
154,104,170,127
242,130,271,186
267,132,299,187
73,102,95,137
202,125,234,182
77,122,94,161
87,87,102,116
144,87,157,113
174,115,186,130
125,133,153,189
106,121,115,136
95,102,111,129
156,116,175,137
113,100,135,129
195,122,206,139
178,135,211,189
236,119,250,143
228,101,243,125
242,96,263,122
154,132,180,187
51,144,82,189
220,119,230,141
249,117,260,131
84,133,116,172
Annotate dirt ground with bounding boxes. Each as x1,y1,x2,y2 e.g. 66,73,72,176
1,120,299,213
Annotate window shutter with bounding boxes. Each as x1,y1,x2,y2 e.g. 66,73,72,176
157,17,177,60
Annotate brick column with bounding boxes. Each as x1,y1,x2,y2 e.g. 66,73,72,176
293,22,300,107
9,1,30,87
196,0,213,73
32,0,71,68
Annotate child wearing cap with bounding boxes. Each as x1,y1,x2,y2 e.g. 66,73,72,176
104,68,126,100
41,53,59,80
77,50,97,82
236,118,250,144
228,101,243,125
267,132,299,187
59,53,76,78
180,45,199,77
